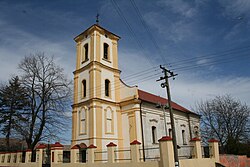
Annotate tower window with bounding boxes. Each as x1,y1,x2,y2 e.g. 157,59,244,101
105,79,110,97
152,126,157,143
103,43,109,60
84,44,88,61
82,80,86,98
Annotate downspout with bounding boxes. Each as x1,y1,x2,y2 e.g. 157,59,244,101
140,101,145,161
187,113,192,140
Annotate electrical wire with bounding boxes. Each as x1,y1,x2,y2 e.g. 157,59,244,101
71,46,250,98
110,0,154,66
129,0,166,63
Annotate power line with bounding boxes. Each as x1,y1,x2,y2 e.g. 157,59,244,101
129,0,166,63
173,53,250,73
121,66,160,80
167,45,250,67
71,49,250,99
110,0,154,66
72,69,161,98
122,45,250,81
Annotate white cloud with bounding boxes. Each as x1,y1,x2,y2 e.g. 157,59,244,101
196,58,209,65
220,0,250,18
159,0,198,18
171,75,250,110
144,12,197,43
119,48,157,79
132,68,250,111
0,19,74,82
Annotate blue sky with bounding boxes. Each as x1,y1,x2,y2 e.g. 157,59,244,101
0,0,250,141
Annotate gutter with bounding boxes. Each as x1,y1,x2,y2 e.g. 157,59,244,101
187,113,193,140
140,101,145,161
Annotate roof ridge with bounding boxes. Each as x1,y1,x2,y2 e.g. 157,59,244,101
138,89,195,114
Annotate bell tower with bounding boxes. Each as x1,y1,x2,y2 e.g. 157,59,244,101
71,24,123,150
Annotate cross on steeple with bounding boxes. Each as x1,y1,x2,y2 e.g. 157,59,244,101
96,13,99,25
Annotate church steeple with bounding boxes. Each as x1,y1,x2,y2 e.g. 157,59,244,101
72,24,123,151
73,24,120,71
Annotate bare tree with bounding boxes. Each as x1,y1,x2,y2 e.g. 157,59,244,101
195,95,249,154
16,53,71,154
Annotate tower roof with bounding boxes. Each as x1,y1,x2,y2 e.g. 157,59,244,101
74,24,120,42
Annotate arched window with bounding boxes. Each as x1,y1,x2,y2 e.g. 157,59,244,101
82,80,86,98
106,108,113,133
105,79,110,97
84,44,88,61
103,43,109,59
152,126,157,143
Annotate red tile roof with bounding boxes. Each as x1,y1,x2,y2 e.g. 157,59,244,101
138,89,194,114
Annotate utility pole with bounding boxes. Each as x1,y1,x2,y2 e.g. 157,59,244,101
157,65,179,167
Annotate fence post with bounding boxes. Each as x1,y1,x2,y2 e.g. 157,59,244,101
87,144,97,164
5,152,10,163
71,145,80,163
25,149,32,163
208,139,219,162
36,144,46,166
159,136,175,167
16,151,22,163
13,152,17,163
107,142,117,163
10,152,14,163
0,152,3,164
190,138,202,159
130,140,141,162
51,142,64,164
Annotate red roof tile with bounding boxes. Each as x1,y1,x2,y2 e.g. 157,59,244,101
138,89,194,114
51,142,63,148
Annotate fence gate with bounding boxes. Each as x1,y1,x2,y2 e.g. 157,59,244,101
80,148,87,163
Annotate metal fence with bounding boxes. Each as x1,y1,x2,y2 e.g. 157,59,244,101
140,146,160,161
178,145,193,159
76,152,88,163
114,148,131,162
94,149,107,163
201,145,211,158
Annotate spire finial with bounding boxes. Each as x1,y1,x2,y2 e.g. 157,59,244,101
96,13,99,25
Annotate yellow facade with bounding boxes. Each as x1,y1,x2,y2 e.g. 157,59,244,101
72,24,134,150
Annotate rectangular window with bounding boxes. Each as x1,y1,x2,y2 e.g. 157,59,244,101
84,44,88,61
105,79,110,97
152,126,157,143
52,152,54,162
104,43,109,59
82,80,86,98
182,130,187,145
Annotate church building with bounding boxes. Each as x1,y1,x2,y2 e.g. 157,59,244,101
71,24,200,159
